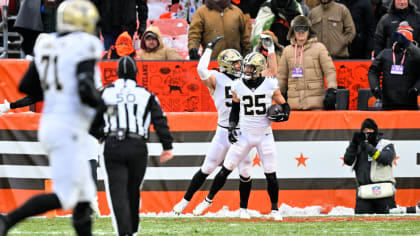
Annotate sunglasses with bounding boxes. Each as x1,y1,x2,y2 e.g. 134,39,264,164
294,25,309,33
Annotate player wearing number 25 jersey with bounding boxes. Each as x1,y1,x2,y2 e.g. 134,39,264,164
173,37,254,219
194,52,290,221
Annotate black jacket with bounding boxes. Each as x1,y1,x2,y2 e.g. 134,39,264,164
374,0,420,56
344,135,395,186
337,0,375,59
368,45,420,110
92,0,148,35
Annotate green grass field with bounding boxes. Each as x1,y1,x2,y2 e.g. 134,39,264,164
5,216,420,236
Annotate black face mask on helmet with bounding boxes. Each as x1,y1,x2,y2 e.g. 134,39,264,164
117,56,138,80
361,118,379,146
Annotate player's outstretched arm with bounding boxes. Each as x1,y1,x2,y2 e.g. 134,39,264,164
197,36,224,94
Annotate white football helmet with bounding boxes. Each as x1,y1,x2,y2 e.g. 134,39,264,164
242,52,266,80
56,0,99,35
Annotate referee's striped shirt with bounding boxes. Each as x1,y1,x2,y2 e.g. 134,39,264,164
91,78,172,150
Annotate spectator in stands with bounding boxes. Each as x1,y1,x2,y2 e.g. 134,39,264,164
337,0,375,59
254,30,284,83
297,0,310,16
368,22,420,110
91,0,148,50
374,0,420,57
102,31,137,60
233,0,265,19
138,26,182,60
371,0,388,26
14,0,64,57
251,0,302,48
344,118,397,214
308,0,355,59
277,15,337,110
174,0,203,23
188,0,251,60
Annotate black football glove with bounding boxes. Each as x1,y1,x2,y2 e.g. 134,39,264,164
228,127,238,144
189,48,200,60
206,36,224,49
323,88,337,110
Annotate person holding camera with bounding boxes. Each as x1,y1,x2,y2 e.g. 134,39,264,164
343,118,397,214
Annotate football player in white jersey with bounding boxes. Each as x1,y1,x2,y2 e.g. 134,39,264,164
193,50,290,221
172,37,254,219
0,1,103,235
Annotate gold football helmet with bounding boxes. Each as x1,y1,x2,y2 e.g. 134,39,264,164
56,0,99,35
217,49,243,78
242,52,266,80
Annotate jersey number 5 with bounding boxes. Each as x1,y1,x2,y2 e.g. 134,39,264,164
40,55,62,91
243,94,266,115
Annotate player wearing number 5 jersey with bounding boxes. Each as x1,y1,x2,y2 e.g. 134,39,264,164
194,52,290,221
0,1,104,236
173,37,254,219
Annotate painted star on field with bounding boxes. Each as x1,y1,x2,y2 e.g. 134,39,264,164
295,153,309,167
253,155,261,167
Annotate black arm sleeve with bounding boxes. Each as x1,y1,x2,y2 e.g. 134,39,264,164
147,95,173,150
77,60,103,108
10,95,43,109
137,0,148,28
18,61,43,100
229,101,240,128
89,89,106,141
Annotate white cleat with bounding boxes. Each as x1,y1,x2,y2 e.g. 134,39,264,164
269,210,283,221
193,199,212,216
239,208,251,219
90,197,101,218
389,206,406,214
173,199,190,215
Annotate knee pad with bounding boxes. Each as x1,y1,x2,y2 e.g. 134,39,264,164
72,202,92,228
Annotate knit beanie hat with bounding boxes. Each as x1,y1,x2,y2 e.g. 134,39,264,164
397,21,414,42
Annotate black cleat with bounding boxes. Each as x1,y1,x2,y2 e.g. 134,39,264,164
0,214,9,236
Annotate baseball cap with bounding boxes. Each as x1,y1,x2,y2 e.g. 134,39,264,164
144,31,158,40
397,21,414,42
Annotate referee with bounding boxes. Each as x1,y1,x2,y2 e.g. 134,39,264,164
90,56,173,235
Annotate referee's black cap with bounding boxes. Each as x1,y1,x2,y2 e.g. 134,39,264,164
117,56,138,80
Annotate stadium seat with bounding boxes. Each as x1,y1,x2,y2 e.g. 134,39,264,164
336,89,349,110
147,18,188,36
357,88,381,111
